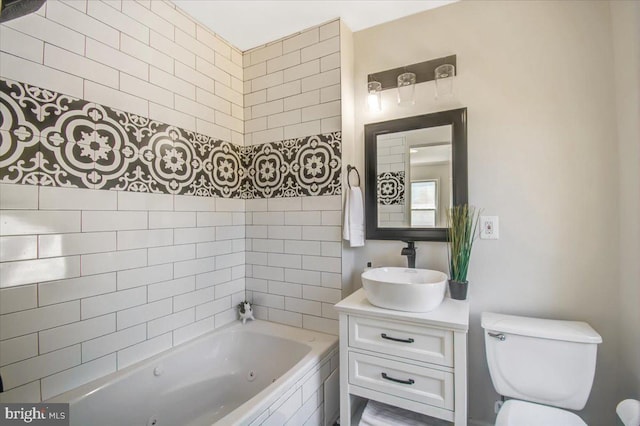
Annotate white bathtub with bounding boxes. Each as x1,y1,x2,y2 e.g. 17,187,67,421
48,320,339,426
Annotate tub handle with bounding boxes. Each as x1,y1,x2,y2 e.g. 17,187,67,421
381,333,414,344
488,332,506,341
381,372,415,385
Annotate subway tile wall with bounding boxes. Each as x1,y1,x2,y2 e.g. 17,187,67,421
242,21,343,335
0,185,245,402
250,347,338,425
0,0,343,403
0,0,244,144
0,0,245,402
243,20,342,146
245,195,342,335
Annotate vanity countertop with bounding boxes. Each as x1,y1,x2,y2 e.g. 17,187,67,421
335,288,469,331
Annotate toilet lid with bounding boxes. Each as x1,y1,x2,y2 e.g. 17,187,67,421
496,400,588,426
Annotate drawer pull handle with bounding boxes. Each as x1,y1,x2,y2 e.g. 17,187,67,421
488,332,506,341
381,372,415,385
381,333,414,343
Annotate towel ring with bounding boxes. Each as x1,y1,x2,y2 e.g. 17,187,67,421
347,165,360,188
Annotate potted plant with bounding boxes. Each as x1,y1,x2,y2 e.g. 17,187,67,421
446,204,481,300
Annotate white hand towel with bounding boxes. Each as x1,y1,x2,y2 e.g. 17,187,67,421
343,186,365,247
359,400,432,426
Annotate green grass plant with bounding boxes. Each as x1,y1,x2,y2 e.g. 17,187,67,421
446,204,481,283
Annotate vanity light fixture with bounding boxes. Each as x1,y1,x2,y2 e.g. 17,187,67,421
366,55,457,108
397,72,416,106
367,80,382,112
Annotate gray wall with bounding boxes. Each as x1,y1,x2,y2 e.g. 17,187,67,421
348,1,626,424
611,0,640,402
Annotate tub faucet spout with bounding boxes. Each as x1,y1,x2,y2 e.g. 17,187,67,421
401,241,416,269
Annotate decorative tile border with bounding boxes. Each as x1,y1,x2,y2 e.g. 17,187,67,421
377,171,405,205
0,78,341,199
241,132,341,199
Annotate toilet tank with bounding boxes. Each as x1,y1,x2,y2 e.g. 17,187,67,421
481,312,602,410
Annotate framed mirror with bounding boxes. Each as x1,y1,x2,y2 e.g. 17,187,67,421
364,108,467,241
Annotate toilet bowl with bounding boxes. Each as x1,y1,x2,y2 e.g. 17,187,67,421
617,399,640,426
495,400,586,426
481,312,602,426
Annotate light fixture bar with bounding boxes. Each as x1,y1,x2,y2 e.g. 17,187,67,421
367,55,457,91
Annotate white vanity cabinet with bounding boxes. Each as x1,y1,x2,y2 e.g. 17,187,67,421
335,289,469,425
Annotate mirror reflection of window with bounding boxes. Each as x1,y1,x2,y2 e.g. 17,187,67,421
408,136,452,228
411,180,437,227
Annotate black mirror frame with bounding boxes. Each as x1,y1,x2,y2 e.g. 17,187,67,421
364,108,468,242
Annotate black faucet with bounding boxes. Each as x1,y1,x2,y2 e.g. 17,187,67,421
401,241,416,268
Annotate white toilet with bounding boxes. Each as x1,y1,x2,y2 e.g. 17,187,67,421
481,312,602,426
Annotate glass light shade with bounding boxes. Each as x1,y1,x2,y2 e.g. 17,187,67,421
367,81,382,112
397,72,416,106
435,64,455,99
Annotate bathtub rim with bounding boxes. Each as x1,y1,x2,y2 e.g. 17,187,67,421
47,319,338,425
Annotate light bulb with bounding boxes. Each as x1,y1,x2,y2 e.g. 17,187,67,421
397,72,416,106
367,81,382,112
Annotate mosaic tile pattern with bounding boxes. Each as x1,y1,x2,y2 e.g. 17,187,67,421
377,171,405,205
0,79,341,198
241,132,341,199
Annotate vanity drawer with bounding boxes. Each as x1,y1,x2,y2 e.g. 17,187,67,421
349,316,453,366
348,351,454,410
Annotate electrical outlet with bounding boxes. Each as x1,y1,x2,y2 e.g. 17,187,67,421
480,216,499,239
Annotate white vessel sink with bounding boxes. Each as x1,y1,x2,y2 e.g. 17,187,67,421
361,267,448,312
